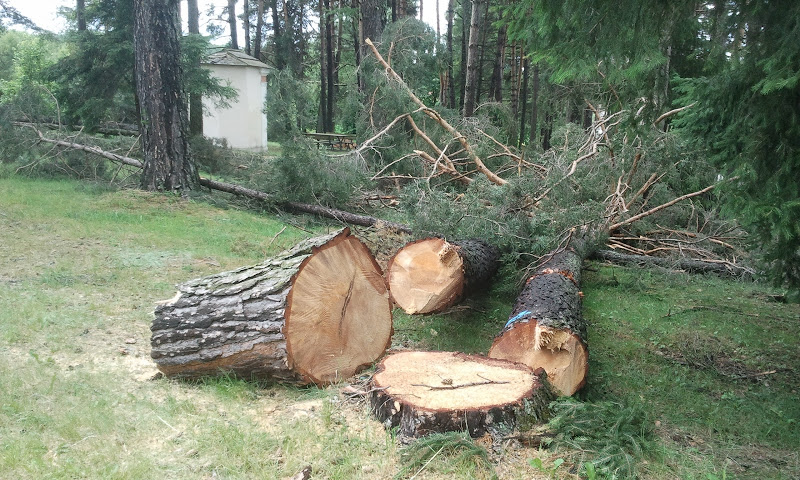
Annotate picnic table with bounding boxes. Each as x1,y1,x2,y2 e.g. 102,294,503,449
303,132,357,151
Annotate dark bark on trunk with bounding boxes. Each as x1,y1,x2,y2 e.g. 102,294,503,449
489,248,588,396
318,0,327,132
253,0,265,59
518,56,529,148
324,0,335,131
270,0,283,69
134,0,198,192
529,64,538,147
151,228,393,385
76,0,86,31
462,0,481,116
440,0,455,108
489,24,506,102
458,0,468,110
370,351,556,438
243,0,251,55
386,237,499,314
187,0,204,137
228,0,239,49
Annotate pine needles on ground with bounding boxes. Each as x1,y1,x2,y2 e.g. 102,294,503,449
546,398,657,479
397,432,496,479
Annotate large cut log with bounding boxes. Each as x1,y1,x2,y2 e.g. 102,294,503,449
488,249,588,396
150,228,393,385
386,238,500,314
370,351,556,438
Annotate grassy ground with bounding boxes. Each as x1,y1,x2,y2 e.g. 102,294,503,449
1,176,798,479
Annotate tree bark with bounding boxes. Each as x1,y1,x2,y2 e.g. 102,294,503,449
489,249,588,396
76,0,86,31
488,24,506,102
243,0,252,55
462,0,481,117
370,351,557,438
228,0,239,49
593,249,752,278
253,0,265,60
151,228,393,385
134,0,198,192
386,238,499,314
187,0,204,137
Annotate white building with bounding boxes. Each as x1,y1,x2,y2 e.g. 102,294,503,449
201,49,270,151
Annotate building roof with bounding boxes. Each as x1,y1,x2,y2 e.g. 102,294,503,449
204,49,270,69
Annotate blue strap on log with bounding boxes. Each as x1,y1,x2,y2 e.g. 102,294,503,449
505,310,531,328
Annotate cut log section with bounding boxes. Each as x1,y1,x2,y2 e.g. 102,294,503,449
489,249,588,396
150,228,393,385
370,351,556,438
386,238,500,314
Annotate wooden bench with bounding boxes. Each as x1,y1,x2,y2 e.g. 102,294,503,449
303,132,357,151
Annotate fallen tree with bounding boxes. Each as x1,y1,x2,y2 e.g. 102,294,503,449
23,125,413,234
489,248,589,396
150,228,393,384
370,351,556,438
386,238,500,314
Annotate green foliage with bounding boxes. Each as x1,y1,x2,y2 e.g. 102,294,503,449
397,432,496,479
546,398,657,479
673,1,800,297
267,69,317,140
257,140,367,206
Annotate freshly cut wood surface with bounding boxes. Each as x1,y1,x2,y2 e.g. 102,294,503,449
150,228,392,385
285,233,393,384
489,249,588,396
370,351,556,438
387,238,499,314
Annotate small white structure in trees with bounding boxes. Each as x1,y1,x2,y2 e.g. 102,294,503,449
202,49,270,151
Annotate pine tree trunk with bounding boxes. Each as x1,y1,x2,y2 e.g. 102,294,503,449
488,249,588,396
150,228,393,385
462,0,481,116
254,0,265,60
187,0,204,137
228,0,239,49
387,238,499,314
370,351,557,438
134,0,198,192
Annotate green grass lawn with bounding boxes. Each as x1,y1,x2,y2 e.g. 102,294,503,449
0,176,798,479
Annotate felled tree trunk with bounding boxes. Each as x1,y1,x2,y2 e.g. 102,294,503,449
150,228,393,385
488,249,588,396
370,351,556,438
386,238,499,314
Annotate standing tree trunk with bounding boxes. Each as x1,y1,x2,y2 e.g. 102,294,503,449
324,0,335,131
370,351,556,438
488,24,506,102
270,0,283,69
488,249,588,396
518,56,529,147
151,228,393,385
76,0,86,31
187,0,204,137
462,0,481,117
243,0,252,55
386,238,499,314
439,0,455,108
228,0,239,49
529,64,539,147
134,0,198,192
253,0,265,60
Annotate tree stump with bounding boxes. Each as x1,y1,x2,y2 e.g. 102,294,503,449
386,238,500,314
488,250,588,396
370,351,556,438
150,228,393,385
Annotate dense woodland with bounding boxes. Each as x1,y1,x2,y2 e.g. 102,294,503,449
0,0,798,298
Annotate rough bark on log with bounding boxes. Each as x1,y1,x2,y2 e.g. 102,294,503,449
386,238,500,314
150,228,393,385
489,249,588,396
370,351,557,438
